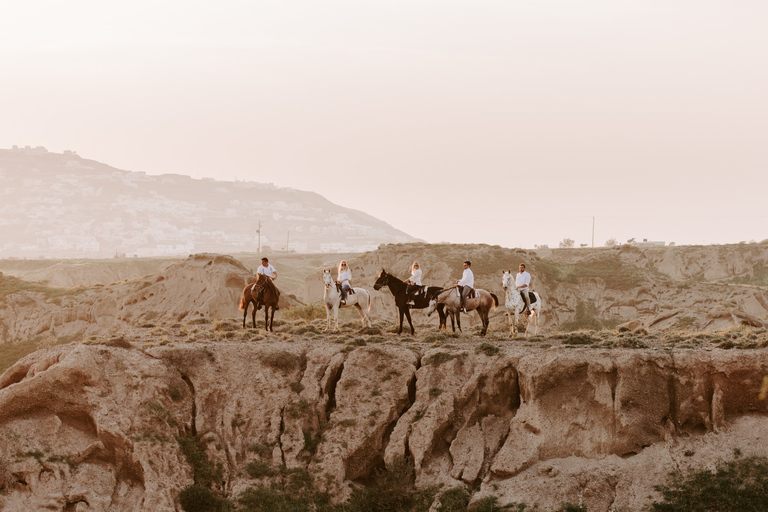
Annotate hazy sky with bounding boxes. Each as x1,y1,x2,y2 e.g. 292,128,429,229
3,1,767,249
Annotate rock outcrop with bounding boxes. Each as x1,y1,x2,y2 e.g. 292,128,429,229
1,340,766,511
0,254,302,344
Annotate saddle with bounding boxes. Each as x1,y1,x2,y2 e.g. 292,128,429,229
335,283,355,295
457,286,475,299
520,291,537,304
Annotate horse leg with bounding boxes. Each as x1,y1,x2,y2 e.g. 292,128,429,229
325,305,332,332
456,311,462,332
354,303,365,329
242,300,248,329
333,305,340,331
398,308,405,335
269,306,276,332
404,308,414,335
480,309,488,336
251,301,257,329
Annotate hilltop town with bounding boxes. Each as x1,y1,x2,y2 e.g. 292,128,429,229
0,146,417,259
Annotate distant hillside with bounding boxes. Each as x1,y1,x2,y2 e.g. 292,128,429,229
0,146,418,258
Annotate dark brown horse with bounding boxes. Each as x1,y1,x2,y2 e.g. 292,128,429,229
373,269,453,335
239,274,280,331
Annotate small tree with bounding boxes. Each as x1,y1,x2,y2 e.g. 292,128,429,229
605,237,618,247
559,238,575,248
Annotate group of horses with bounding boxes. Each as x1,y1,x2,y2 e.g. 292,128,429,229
239,267,542,337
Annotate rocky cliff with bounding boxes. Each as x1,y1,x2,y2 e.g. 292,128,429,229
1,339,767,511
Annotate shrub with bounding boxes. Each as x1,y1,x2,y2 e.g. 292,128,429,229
651,454,768,511
179,484,228,512
347,457,437,512
246,460,278,478
476,343,500,357
176,435,223,489
260,350,302,373
438,486,471,511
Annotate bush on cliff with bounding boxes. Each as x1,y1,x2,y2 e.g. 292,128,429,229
652,453,768,511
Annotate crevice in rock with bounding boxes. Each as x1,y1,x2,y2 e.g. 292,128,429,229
180,374,197,436
278,407,286,467
667,354,679,433
324,362,344,422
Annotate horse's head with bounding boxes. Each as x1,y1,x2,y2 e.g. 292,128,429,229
501,270,513,290
426,299,438,317
322,269,334,287
373,269,388,291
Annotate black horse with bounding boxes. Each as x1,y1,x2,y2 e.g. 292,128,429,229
373,269,454,335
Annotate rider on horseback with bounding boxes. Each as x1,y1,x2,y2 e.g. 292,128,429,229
405,261,423,306
516,263,531,314
457,260,474,313
337,260,352,305
256,257,278,310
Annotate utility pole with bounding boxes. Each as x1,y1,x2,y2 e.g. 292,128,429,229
257,220,261,253
592,217,595,248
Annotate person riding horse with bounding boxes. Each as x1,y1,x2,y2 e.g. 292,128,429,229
405,261,423,306
457,260,474,313
337,260,352,305
516,263,531,314
256,257,278,310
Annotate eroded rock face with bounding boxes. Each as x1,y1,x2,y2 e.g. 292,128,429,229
1,342,767,511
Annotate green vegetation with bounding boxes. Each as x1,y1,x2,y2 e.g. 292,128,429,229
0,274,88,304
536,255,642,290
651,453,768,512
475,343,500,357
260,350,302,373
346,457,438,512
731,261,768,287
176,433,233,512
425,351,466,367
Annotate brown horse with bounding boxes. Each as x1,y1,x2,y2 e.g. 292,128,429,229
427,286,499,336
239,274,280,331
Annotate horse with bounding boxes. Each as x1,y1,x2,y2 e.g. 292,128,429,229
239,273,280,331
427,286,499,336
322,269,372,331
501,270,542,337
373,269,454,335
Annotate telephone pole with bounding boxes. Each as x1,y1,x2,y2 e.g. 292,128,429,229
257,220,261,253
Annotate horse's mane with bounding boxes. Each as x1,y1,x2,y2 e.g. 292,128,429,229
257,273,278,294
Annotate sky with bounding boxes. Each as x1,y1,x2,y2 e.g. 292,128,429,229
3,0,767,249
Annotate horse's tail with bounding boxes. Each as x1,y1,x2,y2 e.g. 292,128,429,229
491,292,499,309
367,291,372,312
238,290,246,311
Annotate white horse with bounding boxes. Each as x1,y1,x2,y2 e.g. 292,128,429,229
501,270,542,337
322,269,372,331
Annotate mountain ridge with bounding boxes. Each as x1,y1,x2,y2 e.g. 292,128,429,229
0,146,418,258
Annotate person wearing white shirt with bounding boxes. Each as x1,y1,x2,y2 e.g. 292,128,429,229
516,263,532,314
456,260,474,312
256,257,277,280
405,261,423,305
255,257,278,309
337,260,352,304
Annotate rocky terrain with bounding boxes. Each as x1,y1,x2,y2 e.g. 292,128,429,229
1,335,767,511
1,242,768,511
